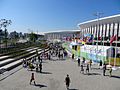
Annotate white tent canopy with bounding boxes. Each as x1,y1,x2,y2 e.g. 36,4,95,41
70,41,79,46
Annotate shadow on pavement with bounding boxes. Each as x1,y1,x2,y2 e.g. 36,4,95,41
50,59,66,61
69,89,79,90
111,75,120,79
84,73,101,75
35,84,47,88
99,75,120,79
91,67,101,70
42,61,48,63
41,71,52,74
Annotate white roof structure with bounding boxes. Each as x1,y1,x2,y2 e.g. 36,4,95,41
78,14,120,28
44,30,80,34
34,32,45,35
70,41,79,45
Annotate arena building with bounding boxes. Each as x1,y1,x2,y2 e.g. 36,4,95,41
77,14,120,65
44,30,81,42
78,14,120,46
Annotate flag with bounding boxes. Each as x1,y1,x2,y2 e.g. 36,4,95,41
69,37,72,42
88,35,93,42
83,37,87,42
110,35,117,44
98,36,101,40
82,41,85,45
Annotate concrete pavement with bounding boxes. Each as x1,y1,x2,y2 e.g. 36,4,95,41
0,57,120,90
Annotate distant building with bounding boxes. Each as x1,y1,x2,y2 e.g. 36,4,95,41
44,30,81,42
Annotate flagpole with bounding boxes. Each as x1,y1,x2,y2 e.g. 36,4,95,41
109,33,112,66
81,31,84,58
109,24,112,66
114,22,119,68
95,13,99,62
114,33,117,67
102,34,104,64
94,12,103,63
114,35,117,67
109,43,112,65
91,35,94,65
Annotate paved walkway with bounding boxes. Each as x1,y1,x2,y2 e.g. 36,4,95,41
0,57,120,90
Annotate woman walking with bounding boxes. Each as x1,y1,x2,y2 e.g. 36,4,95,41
30,73,36,85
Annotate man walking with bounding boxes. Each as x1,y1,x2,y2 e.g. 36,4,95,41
99,60,102,69
103,63,106,76
80,64,84,74
86,63,89,74
39,62,42,73
78,58,80,66
72,54,74,59
89,59,92,69
65,74,70,90
109,66,112,77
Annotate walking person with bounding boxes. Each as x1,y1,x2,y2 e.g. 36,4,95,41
30,73,36,85
109,66,112,77
80,64,84,74
72,54,74,59
58,52,60,59
82,57,85,66
38,56,40,62
22,58,26,68
40,58,42,63
103,63,106,76
86,63,89,74
39,62,42,73
99,60,102,69
36,63,38,72
89,59,92,69
48,54,51,60
65,74,70,90
78,58,80,66
29,63,34,71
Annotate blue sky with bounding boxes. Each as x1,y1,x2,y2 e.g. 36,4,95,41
0,0,120,33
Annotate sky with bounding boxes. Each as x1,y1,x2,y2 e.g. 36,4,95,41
0,0,120,33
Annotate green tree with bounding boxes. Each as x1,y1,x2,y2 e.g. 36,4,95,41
29,32,38,42
10,31,19,45
0,19,12,48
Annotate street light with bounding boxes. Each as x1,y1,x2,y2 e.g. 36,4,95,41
93,12,103,62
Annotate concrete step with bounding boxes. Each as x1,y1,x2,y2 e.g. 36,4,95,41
0,47,32,57
0,47,38,61
0,48,49,72
0,50,37,67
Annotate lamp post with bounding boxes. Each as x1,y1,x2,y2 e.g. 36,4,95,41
94,12,103,62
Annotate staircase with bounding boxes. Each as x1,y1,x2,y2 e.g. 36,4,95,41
0,47,49,74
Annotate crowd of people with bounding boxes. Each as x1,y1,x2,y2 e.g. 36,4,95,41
23,55,43,72
48,43,68,60
76,57,113,77
22,43,113,89
22,43,69,86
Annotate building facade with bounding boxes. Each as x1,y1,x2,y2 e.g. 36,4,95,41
78,14,120,65
44,30,81,42
78,14,120,46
